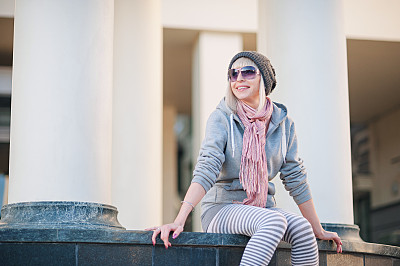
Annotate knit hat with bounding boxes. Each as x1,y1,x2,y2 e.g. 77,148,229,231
228,51,277,96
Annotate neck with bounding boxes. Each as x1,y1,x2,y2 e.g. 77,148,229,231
242,100,259,110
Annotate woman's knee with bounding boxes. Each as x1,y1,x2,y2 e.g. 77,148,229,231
296,216,313,232
258,211,288,232
289,216,316,243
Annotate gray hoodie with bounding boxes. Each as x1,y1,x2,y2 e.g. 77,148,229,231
192,98,312,231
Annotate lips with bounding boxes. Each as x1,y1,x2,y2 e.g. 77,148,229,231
236,86,249,91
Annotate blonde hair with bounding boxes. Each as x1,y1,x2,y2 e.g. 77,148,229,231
225,57,266,113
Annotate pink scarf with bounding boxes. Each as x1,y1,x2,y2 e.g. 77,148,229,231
236,98,273,207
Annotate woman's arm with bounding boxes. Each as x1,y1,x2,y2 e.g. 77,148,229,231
145,183,206,249
298,199,343,253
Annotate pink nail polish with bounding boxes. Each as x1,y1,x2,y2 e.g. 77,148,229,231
173,234,177,239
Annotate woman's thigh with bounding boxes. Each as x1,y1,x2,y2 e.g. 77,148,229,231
207,204,288,237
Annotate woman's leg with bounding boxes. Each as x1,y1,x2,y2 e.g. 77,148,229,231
207,204,288,266
271,208,319,266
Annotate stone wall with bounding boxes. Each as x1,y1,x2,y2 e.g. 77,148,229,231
1,229,399,265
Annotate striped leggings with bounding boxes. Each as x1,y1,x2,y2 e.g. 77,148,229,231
207,204,319,266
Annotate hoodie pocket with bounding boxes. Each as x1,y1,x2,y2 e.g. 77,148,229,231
215,183,247,203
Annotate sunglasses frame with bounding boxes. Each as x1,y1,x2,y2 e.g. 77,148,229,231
228,66,260,82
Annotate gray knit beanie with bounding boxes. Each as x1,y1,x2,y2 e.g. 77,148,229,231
228,51,277,96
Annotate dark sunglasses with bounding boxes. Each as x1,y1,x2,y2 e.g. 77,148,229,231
228,66,260,82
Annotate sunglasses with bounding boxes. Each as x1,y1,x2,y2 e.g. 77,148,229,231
228,66,260,82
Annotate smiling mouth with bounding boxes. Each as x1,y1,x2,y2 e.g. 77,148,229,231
237,86,249,91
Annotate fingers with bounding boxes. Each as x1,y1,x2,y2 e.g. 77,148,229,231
151,227,161,246
150,224,183,249
328,232,343,253
333,235,343,253
172,225,184,239
160,227,172,249
320,230,343,253
336,239,343,253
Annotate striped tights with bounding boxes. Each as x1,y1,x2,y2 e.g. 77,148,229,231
207,204,319,266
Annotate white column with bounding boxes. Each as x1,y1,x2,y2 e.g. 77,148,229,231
192,32,242,231
162,106,180,224
112,0,163,229
9,0,114,204
258,0,353,224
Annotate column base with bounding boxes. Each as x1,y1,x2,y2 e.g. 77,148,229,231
0,201,125,230
321,223,363,241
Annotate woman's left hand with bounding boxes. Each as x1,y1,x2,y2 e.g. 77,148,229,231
316,229,343,253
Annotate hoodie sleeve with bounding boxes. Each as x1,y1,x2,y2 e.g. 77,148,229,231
192,110,228,193
279,119,312,205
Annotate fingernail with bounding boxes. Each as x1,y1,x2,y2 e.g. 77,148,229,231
172,234,177,239
152,241,155,246
165,246,168,250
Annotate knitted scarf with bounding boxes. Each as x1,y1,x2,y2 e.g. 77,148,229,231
236,98,273,207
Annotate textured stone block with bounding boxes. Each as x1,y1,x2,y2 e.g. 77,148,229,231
365,255,393,266
319,251,327,266
268,252,277,266
0,243,75,266
153,245,216,266
277,249,291,265
218,247,244,265
77,243,152,266
326,252,363,266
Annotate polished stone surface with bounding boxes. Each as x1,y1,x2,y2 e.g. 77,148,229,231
0,243,76,266
0,228,400,265
0,201,125,230
78,244,152,266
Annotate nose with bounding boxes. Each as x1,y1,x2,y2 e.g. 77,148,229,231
236,70,245,81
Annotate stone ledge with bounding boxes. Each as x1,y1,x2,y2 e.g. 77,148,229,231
0,228,399,264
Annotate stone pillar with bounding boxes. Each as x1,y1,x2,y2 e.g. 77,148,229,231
258,0,354,226
192,32,242,231
112,0,163,229
163,106,180,224
2,0,123,230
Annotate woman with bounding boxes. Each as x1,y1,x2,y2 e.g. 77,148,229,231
146,51,342,265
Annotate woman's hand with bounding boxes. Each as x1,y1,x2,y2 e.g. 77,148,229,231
145,223,184,249
145,183,206,249
315,229,343,253
298,199,343,253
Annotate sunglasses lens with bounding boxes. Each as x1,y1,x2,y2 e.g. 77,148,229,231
228,66,257,81
228,69,239,81
241,66,257,80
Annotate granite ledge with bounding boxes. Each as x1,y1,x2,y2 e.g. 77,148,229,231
0,228,399,259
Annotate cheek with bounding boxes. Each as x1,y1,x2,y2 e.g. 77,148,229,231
230,84,237,95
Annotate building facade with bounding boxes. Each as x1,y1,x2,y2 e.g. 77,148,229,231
0,0,399,248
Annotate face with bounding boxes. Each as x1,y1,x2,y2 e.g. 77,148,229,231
229,66,261,109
